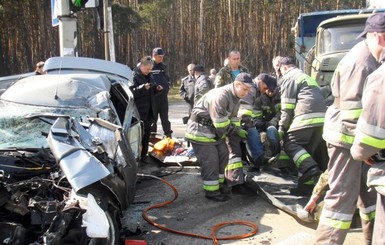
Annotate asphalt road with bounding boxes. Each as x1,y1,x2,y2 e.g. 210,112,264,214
122,100,365,245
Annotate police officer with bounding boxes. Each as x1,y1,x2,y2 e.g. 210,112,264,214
315,13,385,244
351,62,385,245
151,47,173,137
179,63,195,114
278,56,327,196
185,73,253,202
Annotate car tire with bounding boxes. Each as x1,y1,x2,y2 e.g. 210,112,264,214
88,205,121,245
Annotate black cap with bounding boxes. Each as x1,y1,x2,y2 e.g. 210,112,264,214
153,47,165,56
257,73,277,91
193,64,205,72
357,12,385,39
234,72,253,85
279,56,296,66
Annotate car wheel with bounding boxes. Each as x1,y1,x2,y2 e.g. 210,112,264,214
88,206,121,245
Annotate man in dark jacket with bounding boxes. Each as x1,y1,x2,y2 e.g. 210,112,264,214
130,56,162,163
151,47,173,137
239,73,281,170
193,64,214,103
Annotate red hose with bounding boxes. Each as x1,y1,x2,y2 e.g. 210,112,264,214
140,174,259,244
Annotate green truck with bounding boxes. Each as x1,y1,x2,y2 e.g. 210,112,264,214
292,9,383,104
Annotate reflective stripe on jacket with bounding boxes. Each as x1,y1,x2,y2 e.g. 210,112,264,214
351,63,385,160
279,68,326,133
323,41,380,148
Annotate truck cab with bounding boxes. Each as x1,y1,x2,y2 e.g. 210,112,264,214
293,9,384,104
310,14,370,103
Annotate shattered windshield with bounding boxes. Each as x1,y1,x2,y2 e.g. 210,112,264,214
319,25,362,55
0,101,98,149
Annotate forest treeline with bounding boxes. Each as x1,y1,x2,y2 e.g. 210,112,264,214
0,0,366,83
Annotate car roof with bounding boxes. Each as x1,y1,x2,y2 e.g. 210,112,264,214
44,57,133,82
1,73,113,107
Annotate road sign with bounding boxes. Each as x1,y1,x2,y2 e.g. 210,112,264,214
51,0,59,27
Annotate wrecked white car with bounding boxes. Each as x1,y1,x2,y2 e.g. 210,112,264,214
0,57,142,244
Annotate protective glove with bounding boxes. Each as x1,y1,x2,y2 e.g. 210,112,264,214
237,129,249,139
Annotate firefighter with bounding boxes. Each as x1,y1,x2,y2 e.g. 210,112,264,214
315,13,385,244
185,73,253,202
238,73,281,171
278,56,328,196
351,63,385,245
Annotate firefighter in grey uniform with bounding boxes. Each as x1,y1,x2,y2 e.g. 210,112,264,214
351,62,385,245
278,56,327,195
315,13,385,244
185,73,253,202
214,51,251,193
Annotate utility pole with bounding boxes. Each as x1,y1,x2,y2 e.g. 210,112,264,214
56,0,101,57
58,0,77,56
103,0,109,60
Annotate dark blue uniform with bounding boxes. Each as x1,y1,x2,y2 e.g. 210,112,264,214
151,62,172,137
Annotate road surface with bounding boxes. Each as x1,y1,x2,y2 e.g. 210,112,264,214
122,100,364,245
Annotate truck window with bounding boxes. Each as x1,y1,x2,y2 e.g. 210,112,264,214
318,25,362,55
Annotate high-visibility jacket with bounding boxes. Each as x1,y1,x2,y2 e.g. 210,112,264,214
238,86,281,130
185,83,241,145
351,62,385,160
278,67,326,134
323,41,380,149
238,86,259,129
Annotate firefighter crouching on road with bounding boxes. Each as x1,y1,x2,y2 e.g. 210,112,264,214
185,73,253,202
238,73,281,171
278,56,328,196
350,64,385,245
315,13,385,244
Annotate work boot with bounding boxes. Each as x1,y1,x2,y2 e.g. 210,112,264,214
231,184,256,195
219,183,231,196
299,166,322,186
140,155,149,164
205,190,230,202
293,167,322,196
165,130,173,138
